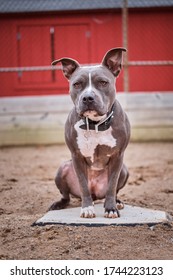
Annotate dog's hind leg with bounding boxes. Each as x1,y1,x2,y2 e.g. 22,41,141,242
48,161,71,211
116,164,129,210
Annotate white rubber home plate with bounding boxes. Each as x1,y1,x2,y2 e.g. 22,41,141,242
33,204,172,226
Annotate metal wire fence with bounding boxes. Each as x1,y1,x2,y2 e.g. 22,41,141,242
0,0,173,96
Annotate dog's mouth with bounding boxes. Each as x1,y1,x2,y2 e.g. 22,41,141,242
82,110,106,121
79,108,114,133
79,104,108,121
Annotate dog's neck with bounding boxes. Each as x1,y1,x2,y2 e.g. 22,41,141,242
79,104,115,133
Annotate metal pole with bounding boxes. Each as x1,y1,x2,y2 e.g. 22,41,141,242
122,0,129,93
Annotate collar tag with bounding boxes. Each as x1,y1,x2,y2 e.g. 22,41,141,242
86,117,90,132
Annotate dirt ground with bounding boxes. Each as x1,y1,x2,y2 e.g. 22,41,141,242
0,142,173,260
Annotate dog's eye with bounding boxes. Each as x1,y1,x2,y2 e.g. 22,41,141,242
73,82,82,89
98,80,108,87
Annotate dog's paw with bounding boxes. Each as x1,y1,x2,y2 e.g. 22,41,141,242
48,198,70,211
104,208,120,218
80,206,96,218
116,199,124,210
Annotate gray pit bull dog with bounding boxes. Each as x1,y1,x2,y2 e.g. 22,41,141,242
49,48,130,218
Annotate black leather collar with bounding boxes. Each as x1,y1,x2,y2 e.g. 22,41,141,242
79,105,114,132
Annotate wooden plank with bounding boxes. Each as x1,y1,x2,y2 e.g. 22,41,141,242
0,93,173,146
126,108,173,127
124,92,173,109
131,127,173,142
1,126,173,146
1,109,172,131
0,95,73,115
0,129,65,146
1,93,172,115
0,113,68,130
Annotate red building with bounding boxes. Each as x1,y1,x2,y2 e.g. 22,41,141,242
0,0,173,97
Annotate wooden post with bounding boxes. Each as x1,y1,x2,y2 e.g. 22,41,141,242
122,0,129,93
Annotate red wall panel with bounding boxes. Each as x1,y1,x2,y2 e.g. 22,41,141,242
0,12,123,96
128,10,173,91
53,23,91,90
0,9,172,97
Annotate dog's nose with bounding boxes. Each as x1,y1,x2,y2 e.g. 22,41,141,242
82,95,94,104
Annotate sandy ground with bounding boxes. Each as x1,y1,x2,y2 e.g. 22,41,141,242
0,142,173,260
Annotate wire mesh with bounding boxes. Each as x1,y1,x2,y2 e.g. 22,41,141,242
0,0,173,96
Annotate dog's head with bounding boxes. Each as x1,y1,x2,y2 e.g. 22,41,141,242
52,48,126,120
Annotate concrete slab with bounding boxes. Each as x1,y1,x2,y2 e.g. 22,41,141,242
33,203,172,227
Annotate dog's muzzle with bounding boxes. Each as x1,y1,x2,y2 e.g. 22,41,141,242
79,105,114,133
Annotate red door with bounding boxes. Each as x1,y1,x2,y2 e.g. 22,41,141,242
15,23,91,95
53,24,91,91
0,14,120,97
17,25,52,85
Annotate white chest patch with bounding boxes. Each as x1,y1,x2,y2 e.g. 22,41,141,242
74,119,117,162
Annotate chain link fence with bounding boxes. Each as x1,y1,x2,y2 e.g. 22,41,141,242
0,0,173,96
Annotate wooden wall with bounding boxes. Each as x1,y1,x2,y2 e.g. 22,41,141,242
0,93,173,146
0,9,173,96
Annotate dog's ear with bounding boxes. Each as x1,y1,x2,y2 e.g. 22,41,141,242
102,48,126,77
51,58,80,80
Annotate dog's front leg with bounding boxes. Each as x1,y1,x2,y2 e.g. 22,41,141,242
104,154,124,218
72,154,96,218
